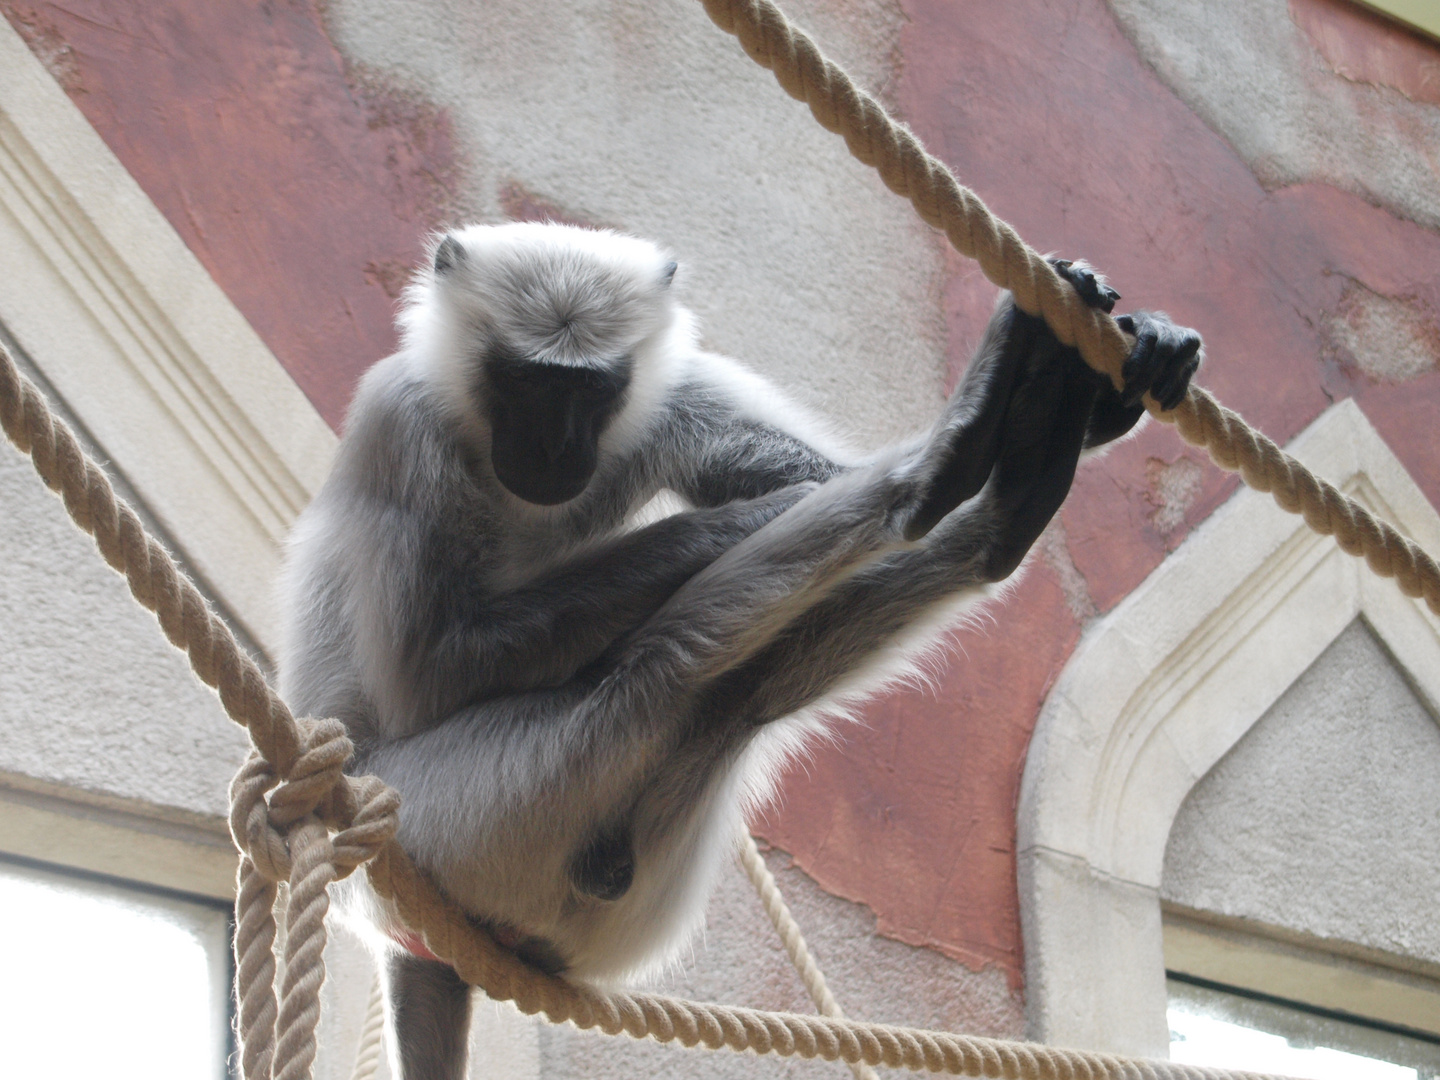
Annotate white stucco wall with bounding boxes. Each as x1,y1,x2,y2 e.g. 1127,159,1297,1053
312,846,1024,1080
0,369,249,820
1163,618,1440,968
322,0,950,451
1105,0,1440,230
529,848,1022,1079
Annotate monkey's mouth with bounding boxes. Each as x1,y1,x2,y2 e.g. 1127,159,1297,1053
490,441,598,505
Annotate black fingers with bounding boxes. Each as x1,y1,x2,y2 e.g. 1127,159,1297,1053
1153,345,1201,411
1050,258,1120,314
1118,311,1202,410
1083,311,1202,447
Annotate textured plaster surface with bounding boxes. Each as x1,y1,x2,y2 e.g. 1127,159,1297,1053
773,0,1440,985
0,0,466,429
530,847,1022,1078
0,432,249,817
1163,619,1440,968
1106,0,1440,230
320,0,948,450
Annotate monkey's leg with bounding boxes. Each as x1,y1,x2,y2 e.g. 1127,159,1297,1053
384,951,473,1080
704,293,1204,728
414,484,814,709
703,351,1103,730
588,299,1084,720
599,452,930,715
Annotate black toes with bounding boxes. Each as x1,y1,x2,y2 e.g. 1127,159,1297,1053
1050,257,1120,314
1122,324,1160,407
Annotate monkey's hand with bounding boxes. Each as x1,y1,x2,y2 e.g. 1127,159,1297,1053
900,257,1117,541
1052,256,1203,449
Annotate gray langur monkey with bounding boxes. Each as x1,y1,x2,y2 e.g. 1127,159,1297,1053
278,221,1200,1079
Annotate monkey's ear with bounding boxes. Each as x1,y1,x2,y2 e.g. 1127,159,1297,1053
660,261,678,288
434,235,467,275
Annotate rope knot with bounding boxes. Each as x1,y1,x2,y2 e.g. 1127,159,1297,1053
267,716,353,827
229,752,289,883
331,774,402,877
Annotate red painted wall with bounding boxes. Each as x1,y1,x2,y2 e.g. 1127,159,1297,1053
7,0,1437,990
763,0,1440,985
2,0,461,429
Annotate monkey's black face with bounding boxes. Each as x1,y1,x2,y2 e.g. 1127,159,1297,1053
484,353,633,505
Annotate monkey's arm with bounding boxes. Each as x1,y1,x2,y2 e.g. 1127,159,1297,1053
412,486,810,712
655,360,855,507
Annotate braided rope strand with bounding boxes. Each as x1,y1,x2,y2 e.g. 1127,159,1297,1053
697,0,1440,618
740,836,879,1080
234,857,281,1080
349,970,387,1080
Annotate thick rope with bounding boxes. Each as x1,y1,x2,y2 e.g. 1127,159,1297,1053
698,0,1440,619
741,836,878,1080
0,345,397,1080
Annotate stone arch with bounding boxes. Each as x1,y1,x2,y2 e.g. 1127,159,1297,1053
1016,398,1440,1056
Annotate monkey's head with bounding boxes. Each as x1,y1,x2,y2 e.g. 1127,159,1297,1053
403,222,685,505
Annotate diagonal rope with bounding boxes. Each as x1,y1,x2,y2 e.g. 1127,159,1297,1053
698,0,1440,618
741,836,879,1080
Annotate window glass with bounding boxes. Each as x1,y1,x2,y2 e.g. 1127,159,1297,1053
1169,976,1440,1080
0,856,232,1080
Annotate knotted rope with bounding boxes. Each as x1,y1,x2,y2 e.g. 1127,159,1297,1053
699,0,1440,617
0,337,1295,1079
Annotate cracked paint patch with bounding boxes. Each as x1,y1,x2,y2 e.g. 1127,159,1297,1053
1323,278,1440,383
1,4,83,93
497,180,601,229
1037,518,1098,623
1290,0,1440,107
344,62,469,230
1145,454,1205,538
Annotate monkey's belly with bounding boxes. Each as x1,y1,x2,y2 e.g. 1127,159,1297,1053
368,712,826,983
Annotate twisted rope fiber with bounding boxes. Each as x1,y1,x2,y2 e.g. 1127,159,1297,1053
741,836,879,1080
349,971,387,1080
0,291,1291,1080
0,343,398,1080
699,0,1440,618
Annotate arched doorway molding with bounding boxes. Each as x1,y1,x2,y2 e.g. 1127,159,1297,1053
1016,398,1440,1057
